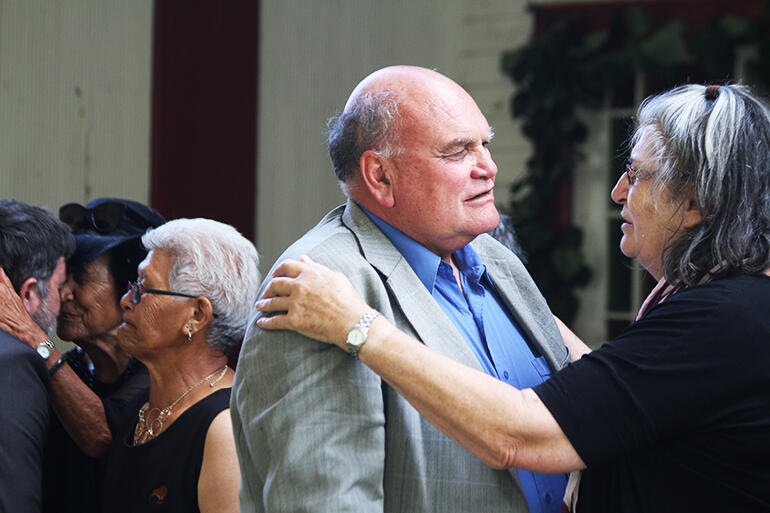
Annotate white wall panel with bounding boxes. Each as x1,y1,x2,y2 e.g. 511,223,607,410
0,0,536,276
257,0,531,270
457,1,532,212
0,0,153,212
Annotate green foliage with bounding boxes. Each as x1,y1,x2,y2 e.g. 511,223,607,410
500,6,770,324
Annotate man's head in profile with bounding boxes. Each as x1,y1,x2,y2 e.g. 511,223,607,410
0,199,74,333
328,66,500,260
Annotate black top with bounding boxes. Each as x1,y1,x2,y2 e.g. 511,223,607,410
0,329,50,513
42,348,148,513
103,388,232,513
535,274,770,512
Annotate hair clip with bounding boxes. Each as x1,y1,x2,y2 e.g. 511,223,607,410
705,85,721,102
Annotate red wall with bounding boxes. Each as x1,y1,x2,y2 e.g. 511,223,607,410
150,1,259,241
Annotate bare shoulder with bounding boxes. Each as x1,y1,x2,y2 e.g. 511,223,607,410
204,408,235,445
198,409,239,513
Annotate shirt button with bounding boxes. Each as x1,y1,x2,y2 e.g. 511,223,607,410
503,371,510,380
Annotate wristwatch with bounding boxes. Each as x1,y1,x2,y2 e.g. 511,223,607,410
346,309,381,359
35,339,55,361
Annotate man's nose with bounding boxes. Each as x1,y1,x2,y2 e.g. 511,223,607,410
471,147,497,180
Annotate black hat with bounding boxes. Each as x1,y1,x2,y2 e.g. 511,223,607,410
60,198,166,270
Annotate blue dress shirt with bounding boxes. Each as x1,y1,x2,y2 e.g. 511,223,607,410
363,207,566,513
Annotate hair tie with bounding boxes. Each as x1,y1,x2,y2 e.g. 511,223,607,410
705,85,721,101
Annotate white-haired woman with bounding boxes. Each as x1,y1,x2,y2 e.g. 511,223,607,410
103,218,260,513
255,83,770,512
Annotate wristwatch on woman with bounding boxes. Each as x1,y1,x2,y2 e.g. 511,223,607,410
36,339,55,360
346,309,381,359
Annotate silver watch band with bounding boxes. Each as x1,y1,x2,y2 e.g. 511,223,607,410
36,339,55,360
347,308,380,359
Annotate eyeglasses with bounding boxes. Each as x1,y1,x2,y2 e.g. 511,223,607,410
60,202,127,234
127,280,199,305
624,158,650,186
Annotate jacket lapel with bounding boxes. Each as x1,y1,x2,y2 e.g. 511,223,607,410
472,237,565,372
342,200,483,372
343,201,530,492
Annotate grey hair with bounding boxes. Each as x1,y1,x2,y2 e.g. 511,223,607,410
327,91,402,192
141,218,261,355
632,83,770,285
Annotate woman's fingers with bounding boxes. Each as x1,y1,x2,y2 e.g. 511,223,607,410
0,266,24,310
0,266,11,285
255,312,290,331
0,265,40,342
271,258,308,279
255,295,290,313
260,276,298,300
253,256,373,349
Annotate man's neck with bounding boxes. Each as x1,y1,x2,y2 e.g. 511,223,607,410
356,201,471,259
357,201,472,291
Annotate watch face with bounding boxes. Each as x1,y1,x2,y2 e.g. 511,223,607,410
347,327,366,346
36,344,51,359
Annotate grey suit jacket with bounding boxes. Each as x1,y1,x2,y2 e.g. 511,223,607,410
231,200,569,513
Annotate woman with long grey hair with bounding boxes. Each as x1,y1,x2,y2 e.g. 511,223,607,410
254,83,770,512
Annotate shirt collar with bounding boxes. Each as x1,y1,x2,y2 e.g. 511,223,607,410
359,204,486,291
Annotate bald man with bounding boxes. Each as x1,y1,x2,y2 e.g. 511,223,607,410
231,66,570,513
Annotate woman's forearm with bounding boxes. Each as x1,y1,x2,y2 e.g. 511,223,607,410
255,257,585,473
49,359,113,458
357,317,584,473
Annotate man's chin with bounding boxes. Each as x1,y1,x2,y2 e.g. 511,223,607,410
477,209,501,235
489,209,501,228
30,312,54,337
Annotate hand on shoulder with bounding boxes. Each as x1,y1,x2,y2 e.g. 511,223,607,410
255,256,371,350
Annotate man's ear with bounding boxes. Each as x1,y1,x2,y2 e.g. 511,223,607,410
359,150,395,208
18,277,41,316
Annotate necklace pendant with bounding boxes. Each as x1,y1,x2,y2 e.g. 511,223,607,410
132,365,228,445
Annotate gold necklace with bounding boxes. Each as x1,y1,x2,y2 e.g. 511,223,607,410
133,365,228,445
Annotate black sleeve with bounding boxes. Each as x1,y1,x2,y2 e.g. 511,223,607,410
534,278,769,467
0,341,50,513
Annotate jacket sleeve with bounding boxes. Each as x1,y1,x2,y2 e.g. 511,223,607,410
0,342,50,513
231,307,386,513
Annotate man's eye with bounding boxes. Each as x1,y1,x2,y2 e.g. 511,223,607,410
445,149,468,160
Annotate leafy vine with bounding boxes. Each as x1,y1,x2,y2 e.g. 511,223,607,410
500,4,770,324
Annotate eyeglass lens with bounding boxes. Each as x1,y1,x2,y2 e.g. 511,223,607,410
128,281,142,304
626,167,637,185
623,158,637,186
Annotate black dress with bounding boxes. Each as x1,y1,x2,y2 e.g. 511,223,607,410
535,274,770,512
102,388,232,513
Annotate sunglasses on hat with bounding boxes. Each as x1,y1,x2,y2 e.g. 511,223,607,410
59,201,127,234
